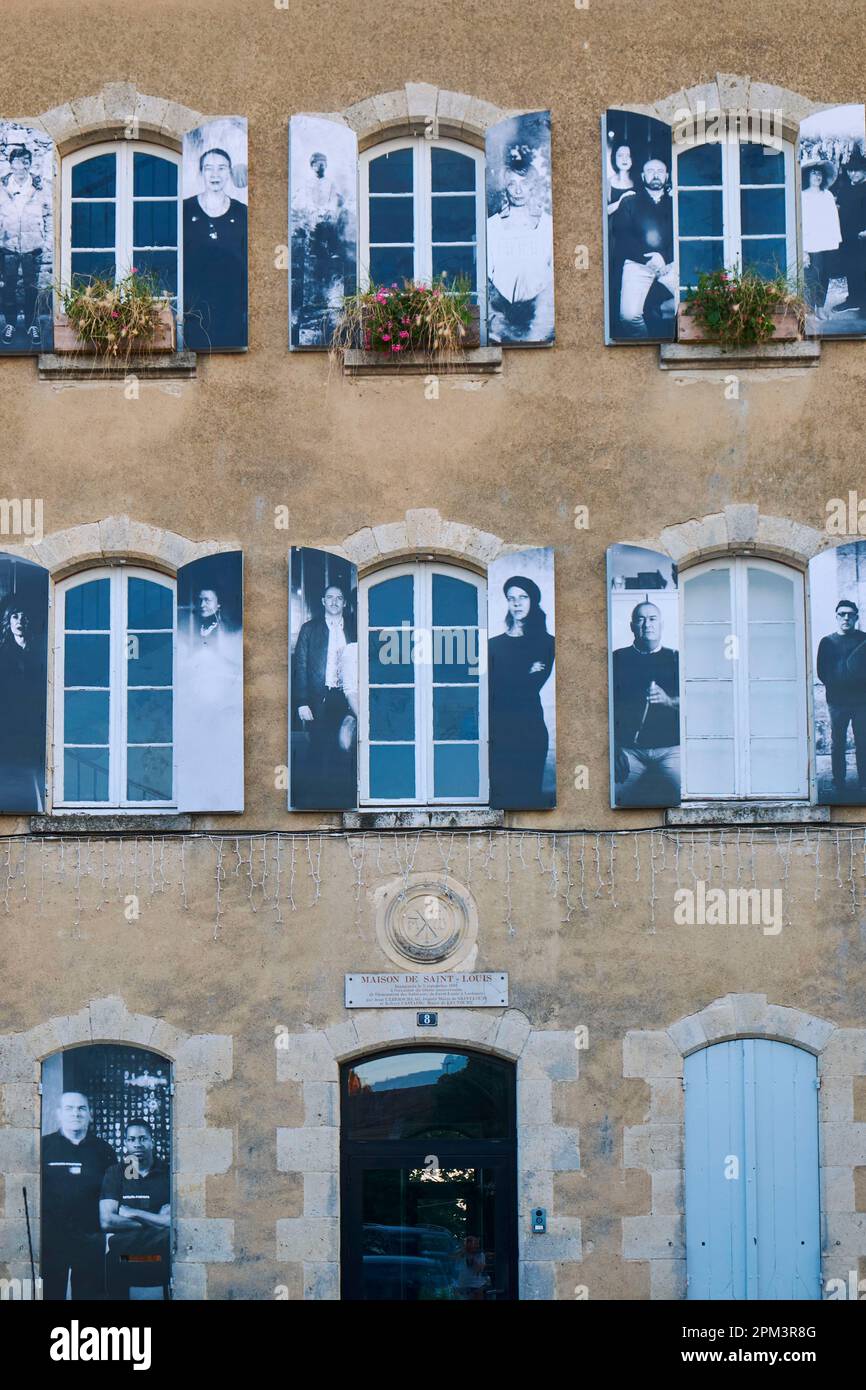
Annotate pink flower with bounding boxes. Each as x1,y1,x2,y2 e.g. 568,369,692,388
381,333,391,342
401,316,410,325
399,330,409,338
392,343,403,352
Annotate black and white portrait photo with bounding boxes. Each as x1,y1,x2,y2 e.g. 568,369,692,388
41,1044,171,1302
608,545,680,807
487,547,556,808
182,118,248,350
799,105,866,337
0,124,53,354
485,111,554,345
290,115,357,348
289,547,358,810
0,553,47,811
175,551,244,811
602,110,676,343
809,542,866,803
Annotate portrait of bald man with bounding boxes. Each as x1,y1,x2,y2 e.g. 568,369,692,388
41,1091,116,1300
611,599,680,806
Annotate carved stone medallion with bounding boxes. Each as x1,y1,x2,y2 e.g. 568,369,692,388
374,872,479,971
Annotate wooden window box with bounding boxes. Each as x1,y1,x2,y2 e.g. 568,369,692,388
677,305,802,344
52,304,176,354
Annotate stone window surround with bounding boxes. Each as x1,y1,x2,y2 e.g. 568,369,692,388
0,516,235,825
622,992,866,1299
275,1009,582,1300
0,995,234,1300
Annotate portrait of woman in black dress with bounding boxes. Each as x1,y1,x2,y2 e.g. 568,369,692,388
0,595,46,810
488,574,555,807
182,146,248,350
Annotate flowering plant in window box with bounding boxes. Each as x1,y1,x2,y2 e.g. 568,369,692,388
330,275,479,365
54,269,176,357
679,268,805,349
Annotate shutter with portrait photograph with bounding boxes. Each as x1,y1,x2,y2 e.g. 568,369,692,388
808,539,866,806
289,115,358,349
487,548,556,809
607,544,681,808
0,123,55,354
602,110,676,344
484,111,554,345
175,551,244,812
288,546,359,810
0,552,48,811
798,104,866,338
181,118,248,351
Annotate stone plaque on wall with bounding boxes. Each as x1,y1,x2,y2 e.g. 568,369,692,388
345,972,508,1009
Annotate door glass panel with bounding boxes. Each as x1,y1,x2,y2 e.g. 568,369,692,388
678,190,723,237
683,681,734,738
685,738,735,796
369,575,414,627
748,566,794,620
678,143,723,186
345,1051,512,1141
72,153,117,199
434,743,479,798
739,143,785,185
369,744,415,800
685,568,731,621
359,1164,506,1300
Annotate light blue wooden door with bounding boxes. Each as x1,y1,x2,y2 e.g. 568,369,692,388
685,1039,821,1300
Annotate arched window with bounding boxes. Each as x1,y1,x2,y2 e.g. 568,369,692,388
61,142,181,302
41,1042,172,1302
359,562,488,805
341,1048,517,1300
53,567,175,808
681,557,808,798
359,137,486,313
674,137,797,294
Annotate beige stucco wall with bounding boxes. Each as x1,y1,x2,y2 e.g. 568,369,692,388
0,0,864,1299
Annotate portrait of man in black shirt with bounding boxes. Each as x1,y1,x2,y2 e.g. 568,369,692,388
41,1091,116,1300
612,600,681,806
100,1120,171,1300
816,598,866,798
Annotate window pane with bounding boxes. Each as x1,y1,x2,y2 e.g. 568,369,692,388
369,575,414,627
64,747,109,801
678,189,723,237
740,143,785,185
133,152,177,197
71,153,116,198
748,624,796,678
133,201,177,248
71,253,116,285
750,739,801,795
685,568,731,621
433,686,479,740
686,739,735,796
432,574,478,626
369,245,414,287
683,682,734,738
741,238,788,280
66,578,110,629
434,743,479,798
683,628,730,679
369,195,414,245
749,680,799,737
128,689,172,745
128,577,173,629
677,143,722,186
370,743,415,799
747,567,794,620
678,239,724,287
431,244,477,290
127,631,173,687
130,250,178,297
740,186,786,236
71,201,115,249
368,630,415,685
432,629,481,683
65,634,109,687
64,690,110,744
431,148,476,192
127,745,172,801
369,687,414,741
369,148,413,194
432,195,476,242
345,1050,511,1141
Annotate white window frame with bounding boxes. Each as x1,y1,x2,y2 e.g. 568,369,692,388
680,557,809,800
674,137,798,290
61,140,181,295
359,135,487,334
53,566,176,810
359,561,488,807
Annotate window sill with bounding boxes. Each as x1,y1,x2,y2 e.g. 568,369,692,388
342,346,503,377
37,350,197,382
666,802,830,827
659,340,821,371
343,808,505,830
31,813,193,834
